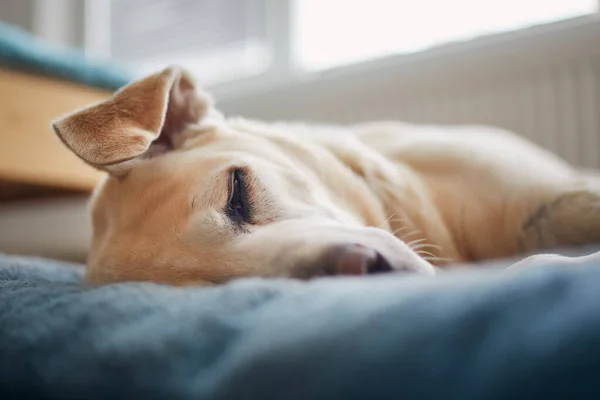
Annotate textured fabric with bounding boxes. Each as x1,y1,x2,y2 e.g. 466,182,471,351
0,22,131,90
1,253,600,399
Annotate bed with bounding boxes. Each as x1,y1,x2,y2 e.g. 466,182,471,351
1,253,600,399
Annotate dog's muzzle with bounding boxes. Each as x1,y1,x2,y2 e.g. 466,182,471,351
323,243,433,276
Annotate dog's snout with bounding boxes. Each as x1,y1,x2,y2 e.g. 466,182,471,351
370,252,395,274
329,244,393,275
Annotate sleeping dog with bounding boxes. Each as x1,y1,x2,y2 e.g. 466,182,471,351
52,66,600,285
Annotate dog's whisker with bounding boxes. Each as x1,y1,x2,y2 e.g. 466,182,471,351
385,215,410,224
411,243,443,251
406,238,427,247
391,226,411,236
400,230,422,241
379,213,397,228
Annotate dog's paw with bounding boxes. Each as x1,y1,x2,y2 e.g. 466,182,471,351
520,189,600,251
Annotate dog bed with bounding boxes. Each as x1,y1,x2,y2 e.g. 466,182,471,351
1,254,600,399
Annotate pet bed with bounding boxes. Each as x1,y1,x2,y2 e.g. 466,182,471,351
2,254,600,399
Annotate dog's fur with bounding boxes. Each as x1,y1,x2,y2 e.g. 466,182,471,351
52,67,600,285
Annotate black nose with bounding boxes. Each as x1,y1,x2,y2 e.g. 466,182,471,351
369,252,395,274
329,244,394,275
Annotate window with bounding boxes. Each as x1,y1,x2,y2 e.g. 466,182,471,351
294,0,598,71
108,0,270,85
91,0,598,86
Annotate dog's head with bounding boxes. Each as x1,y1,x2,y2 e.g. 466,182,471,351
53,67,434,285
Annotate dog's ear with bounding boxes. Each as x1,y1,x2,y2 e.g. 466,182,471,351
52,66,212,176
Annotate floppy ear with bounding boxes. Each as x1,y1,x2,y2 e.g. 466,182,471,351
52,66,212,176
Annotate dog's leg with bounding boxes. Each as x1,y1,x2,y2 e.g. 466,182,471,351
519,183,600,252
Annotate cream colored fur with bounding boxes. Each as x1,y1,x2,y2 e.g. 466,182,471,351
52,67,600,285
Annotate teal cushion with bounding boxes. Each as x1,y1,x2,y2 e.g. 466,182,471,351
1,254,600,399
0,22,131,90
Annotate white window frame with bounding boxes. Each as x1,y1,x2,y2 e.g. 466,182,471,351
77,0,599,99
81,0,298,89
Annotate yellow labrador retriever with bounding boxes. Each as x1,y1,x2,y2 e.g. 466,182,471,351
52,66,600,285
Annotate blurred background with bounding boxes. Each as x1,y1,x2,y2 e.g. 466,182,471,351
1,0,599,261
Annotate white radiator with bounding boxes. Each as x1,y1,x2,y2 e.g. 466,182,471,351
368,58,600,168
217,16,600,168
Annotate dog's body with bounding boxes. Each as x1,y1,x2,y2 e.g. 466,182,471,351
52,67,600,285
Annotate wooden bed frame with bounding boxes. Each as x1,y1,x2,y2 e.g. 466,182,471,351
0,69,111,201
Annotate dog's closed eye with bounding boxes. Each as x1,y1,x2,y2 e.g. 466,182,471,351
226,167,254,226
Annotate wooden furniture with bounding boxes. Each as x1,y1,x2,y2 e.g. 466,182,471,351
0,68,110,200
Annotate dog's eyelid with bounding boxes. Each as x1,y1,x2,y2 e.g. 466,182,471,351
224,165,256,225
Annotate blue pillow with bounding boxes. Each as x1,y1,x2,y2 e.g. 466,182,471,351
0,22,131,90
1,254,600,399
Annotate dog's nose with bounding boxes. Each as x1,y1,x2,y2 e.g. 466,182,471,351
330,244,394,275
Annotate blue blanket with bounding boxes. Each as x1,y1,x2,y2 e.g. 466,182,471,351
0,22,131,90
1,254,600,399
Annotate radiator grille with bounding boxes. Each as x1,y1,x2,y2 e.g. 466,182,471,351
219,17,600,168
371,58,600,168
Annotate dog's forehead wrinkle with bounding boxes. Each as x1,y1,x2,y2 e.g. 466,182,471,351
184,124,323,176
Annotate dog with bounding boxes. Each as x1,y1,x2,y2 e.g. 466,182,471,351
51,66,600,285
